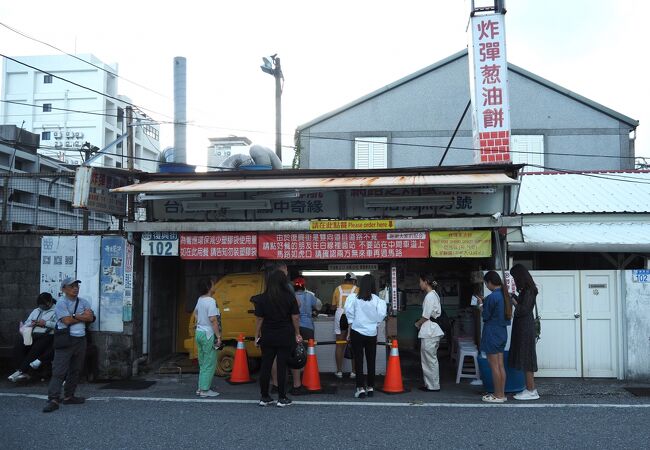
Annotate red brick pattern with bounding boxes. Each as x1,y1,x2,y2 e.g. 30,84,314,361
479,130,510,163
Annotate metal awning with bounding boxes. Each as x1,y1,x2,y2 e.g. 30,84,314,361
509,222,650,252
111,173,518,194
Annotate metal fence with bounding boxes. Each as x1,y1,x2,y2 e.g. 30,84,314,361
1,171,120,232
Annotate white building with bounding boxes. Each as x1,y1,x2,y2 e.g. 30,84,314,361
1,54,160,172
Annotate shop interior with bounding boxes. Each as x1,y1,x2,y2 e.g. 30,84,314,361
149,255,493,379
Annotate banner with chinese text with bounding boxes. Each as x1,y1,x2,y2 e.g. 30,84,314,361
310,220,395,231
259,232,429,260
468,13,511,164
429,230,492,258
180,233,258,259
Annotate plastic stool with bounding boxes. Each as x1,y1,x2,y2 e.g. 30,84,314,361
451,336,475,363
455,345,480,384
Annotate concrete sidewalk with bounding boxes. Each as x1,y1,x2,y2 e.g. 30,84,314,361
2,352,649,405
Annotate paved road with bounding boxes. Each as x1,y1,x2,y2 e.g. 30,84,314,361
2,393,649,449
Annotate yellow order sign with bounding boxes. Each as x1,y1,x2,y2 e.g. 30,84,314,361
429,230,492,258
309,220,395,231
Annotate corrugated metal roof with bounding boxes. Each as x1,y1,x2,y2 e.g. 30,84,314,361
518,171,650,214
112,172,518,194
510,222,650,252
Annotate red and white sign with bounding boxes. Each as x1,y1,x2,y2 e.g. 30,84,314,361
180,233,257,259
258,232,429,260
468,13,511,164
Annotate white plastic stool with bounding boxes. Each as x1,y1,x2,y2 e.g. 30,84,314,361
455,345,480,384
451,336,475,363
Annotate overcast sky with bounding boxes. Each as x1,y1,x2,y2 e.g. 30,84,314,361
1,0,648,167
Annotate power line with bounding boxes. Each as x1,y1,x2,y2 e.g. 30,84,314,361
1,99,122,118
0,21,171,100
524,164,650,185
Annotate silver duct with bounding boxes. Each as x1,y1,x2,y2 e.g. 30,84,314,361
173,57,187,164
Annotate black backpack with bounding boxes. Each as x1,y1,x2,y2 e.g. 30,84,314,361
431,308,451,336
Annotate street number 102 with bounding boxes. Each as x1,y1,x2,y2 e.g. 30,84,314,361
148,241,173,256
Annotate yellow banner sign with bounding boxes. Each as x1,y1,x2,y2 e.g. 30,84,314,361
310,220,395,231
429,230,492,258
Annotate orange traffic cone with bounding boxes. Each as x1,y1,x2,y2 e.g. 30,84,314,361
380,340,405,394
227,333,254,384
301,339,322,392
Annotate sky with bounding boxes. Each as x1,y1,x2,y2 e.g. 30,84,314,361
1,0,648,167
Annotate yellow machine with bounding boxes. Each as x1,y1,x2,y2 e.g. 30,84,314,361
183,272,264,376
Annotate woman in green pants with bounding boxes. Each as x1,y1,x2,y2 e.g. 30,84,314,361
194,279,222,397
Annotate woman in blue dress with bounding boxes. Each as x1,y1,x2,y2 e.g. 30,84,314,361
478,271,512,403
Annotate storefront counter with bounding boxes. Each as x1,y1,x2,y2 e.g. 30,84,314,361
312,316,387,375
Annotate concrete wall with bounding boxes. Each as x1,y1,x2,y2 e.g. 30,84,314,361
300,53,635,171
623,271,650,381
0,234,41,352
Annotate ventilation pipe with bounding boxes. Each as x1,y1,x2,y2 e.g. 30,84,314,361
173,57,187,164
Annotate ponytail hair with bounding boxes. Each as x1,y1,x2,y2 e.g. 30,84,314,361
483,270,512,321
419,273,438,290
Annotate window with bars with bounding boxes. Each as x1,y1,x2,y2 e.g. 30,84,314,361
355,137,388,169
42,103,52,112
510,135,544,172
44,74,53,84
41,131,51,140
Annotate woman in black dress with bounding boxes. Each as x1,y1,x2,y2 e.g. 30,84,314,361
254,269,302,407
508,264,539,400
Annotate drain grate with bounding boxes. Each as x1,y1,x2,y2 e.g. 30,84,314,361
624,387,650,397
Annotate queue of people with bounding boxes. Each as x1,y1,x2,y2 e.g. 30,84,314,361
8,265,539,412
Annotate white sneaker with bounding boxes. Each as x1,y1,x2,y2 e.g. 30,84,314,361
354,387,366,398
195,389,201,396
482,394,506,403
30,359,42,369
199,390,220,398
513,389,540,401
7,370,22,382
334,371,343,379
350,372,356,380
15,373,30,381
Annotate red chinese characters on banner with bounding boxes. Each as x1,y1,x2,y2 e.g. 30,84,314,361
469,14,511,164
258,232,429,260
180,233,257,259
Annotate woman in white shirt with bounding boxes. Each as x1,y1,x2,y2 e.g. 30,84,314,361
414,273,444,392
344,274,387,399
194,279,222,398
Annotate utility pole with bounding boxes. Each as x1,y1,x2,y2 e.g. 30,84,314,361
274,57,282,161
82,143,92,230
126,106,134,221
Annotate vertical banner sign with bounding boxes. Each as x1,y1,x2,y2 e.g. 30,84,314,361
123,243,134,322
100,236,125,332
40,236,77,300
468,13,511,163
391,265,398,312
77,236,101,331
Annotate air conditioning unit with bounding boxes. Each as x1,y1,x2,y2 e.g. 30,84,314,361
74,131,84,138
66,131,74,138
65,141,72,148
73,141,81,148
54,142,63,148
53,131,62,139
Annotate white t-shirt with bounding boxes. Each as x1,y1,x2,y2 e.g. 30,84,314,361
418,290,444,339
195,295,220,339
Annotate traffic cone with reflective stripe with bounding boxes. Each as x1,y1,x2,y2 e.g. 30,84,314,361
301,339,322,392
380,340,405,394
227,333,254,384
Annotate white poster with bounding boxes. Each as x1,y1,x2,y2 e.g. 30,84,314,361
99,236,125,332
77,236,102,331
40,236,77,300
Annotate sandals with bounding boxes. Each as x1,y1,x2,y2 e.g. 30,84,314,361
482,394,507,403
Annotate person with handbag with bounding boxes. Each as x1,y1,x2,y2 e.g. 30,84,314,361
414,273,444,392
477,271,511,403
344,274,387,399
254,270,302,407
43,278,95,413
332,273,358,379
508,264,540,401
8,293,57,382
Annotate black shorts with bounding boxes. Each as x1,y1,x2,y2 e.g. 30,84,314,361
299,327,315,341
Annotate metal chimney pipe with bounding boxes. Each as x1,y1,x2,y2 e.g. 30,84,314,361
173,57,187,164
